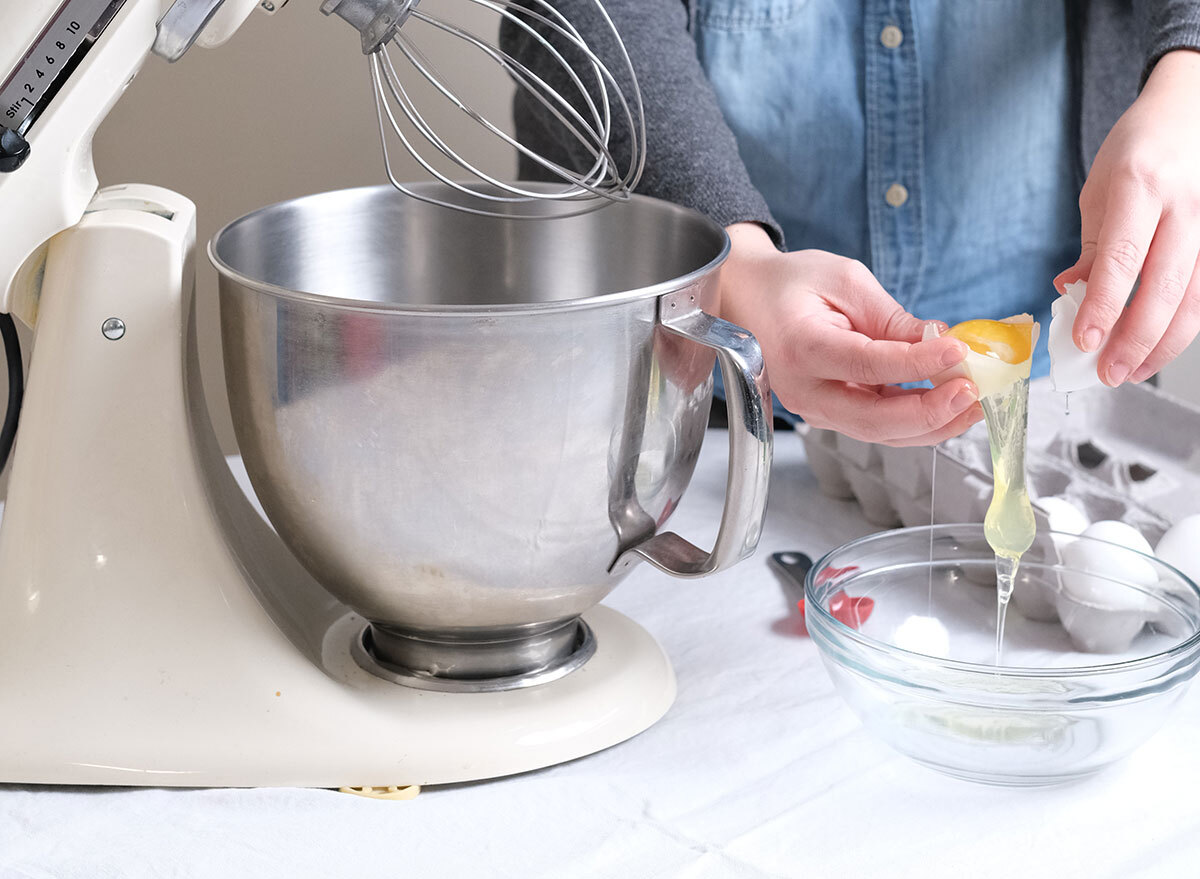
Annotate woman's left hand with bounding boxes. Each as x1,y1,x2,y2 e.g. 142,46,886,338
1055,49,1200,386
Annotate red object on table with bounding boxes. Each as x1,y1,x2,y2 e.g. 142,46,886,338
797,590,874,631
797,563,873,631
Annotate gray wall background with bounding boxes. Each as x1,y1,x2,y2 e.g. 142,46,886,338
94,0,517,454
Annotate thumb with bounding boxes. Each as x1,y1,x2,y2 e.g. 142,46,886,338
836,261,929,342
867,293,946,343
881,309,941,343
1053,252,1095,294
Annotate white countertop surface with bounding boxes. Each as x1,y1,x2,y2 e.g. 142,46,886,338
1,429,1197,878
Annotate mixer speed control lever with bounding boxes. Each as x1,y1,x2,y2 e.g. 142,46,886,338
0,128,31,173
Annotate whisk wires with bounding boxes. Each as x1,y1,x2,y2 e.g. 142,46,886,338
366,0,645,217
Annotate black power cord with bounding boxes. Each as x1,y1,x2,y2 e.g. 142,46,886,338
0,313,23,474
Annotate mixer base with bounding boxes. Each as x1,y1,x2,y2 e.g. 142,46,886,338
0,186,676,788
0,583,675,788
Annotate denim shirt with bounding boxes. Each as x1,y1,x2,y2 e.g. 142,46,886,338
692,0,1082,380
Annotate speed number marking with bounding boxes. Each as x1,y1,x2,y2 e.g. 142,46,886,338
0,0,128,134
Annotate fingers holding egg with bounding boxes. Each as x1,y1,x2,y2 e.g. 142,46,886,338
1129,260,1200,383
1097,213,1200,386
1047,273,1196,389
803,329,967,387
833,377,978,444
878,393,985,447
881,377,980,440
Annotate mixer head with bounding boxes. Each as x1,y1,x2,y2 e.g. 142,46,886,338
322,0,646,217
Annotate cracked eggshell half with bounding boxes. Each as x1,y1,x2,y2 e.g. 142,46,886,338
923,315,1039,400
1049,280,1102,393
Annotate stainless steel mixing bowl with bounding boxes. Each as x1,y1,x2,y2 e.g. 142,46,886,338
209,183,772,690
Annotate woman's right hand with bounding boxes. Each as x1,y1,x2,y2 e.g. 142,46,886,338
720,223,982,446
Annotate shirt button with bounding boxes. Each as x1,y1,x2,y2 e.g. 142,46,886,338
885,182,909,207
880,24,904,49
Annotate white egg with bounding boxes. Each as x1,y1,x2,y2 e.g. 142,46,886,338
1155,514,1200,586
893,615,950,656
1048,280,1102,393
1084,520,1155,556
1060,520,1158,610
922,315,1039,400
1037,496,1090,535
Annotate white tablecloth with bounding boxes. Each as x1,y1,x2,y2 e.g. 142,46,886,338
2,430,1197,879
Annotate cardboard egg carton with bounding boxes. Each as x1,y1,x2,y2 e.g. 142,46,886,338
797,378,1200,541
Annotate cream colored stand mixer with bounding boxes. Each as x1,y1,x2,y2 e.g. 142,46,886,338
0,0,772,787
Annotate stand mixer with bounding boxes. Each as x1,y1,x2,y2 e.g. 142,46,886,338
0,1,772,787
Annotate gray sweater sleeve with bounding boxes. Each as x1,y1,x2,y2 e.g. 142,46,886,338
501,0,785,247
1138,0,1200,82
1079,0,1200,168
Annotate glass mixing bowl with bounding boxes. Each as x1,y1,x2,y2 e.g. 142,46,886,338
805,524,1200,786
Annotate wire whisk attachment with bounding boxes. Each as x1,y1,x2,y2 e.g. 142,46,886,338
322,0,645,217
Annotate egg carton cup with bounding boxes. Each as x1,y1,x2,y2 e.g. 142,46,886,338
1021,556,1197,652
796,378,1200,652
1055,586,1189,653
1031,381,1200,526
798,378,1189,538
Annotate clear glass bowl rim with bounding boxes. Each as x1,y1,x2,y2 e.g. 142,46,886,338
804,523,1200,679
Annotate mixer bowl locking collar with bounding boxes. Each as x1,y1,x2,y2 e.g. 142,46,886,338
321,0,420,54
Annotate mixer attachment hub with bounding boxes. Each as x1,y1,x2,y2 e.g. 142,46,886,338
320,0,419,54
353,618,597,693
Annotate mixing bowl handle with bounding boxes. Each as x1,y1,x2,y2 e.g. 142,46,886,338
614,291,773,578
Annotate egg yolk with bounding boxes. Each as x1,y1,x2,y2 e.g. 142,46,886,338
946,319,1033,365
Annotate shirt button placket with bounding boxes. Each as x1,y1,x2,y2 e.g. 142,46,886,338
865,1,924,312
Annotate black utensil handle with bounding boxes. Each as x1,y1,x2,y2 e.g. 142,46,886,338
768,551,815,600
